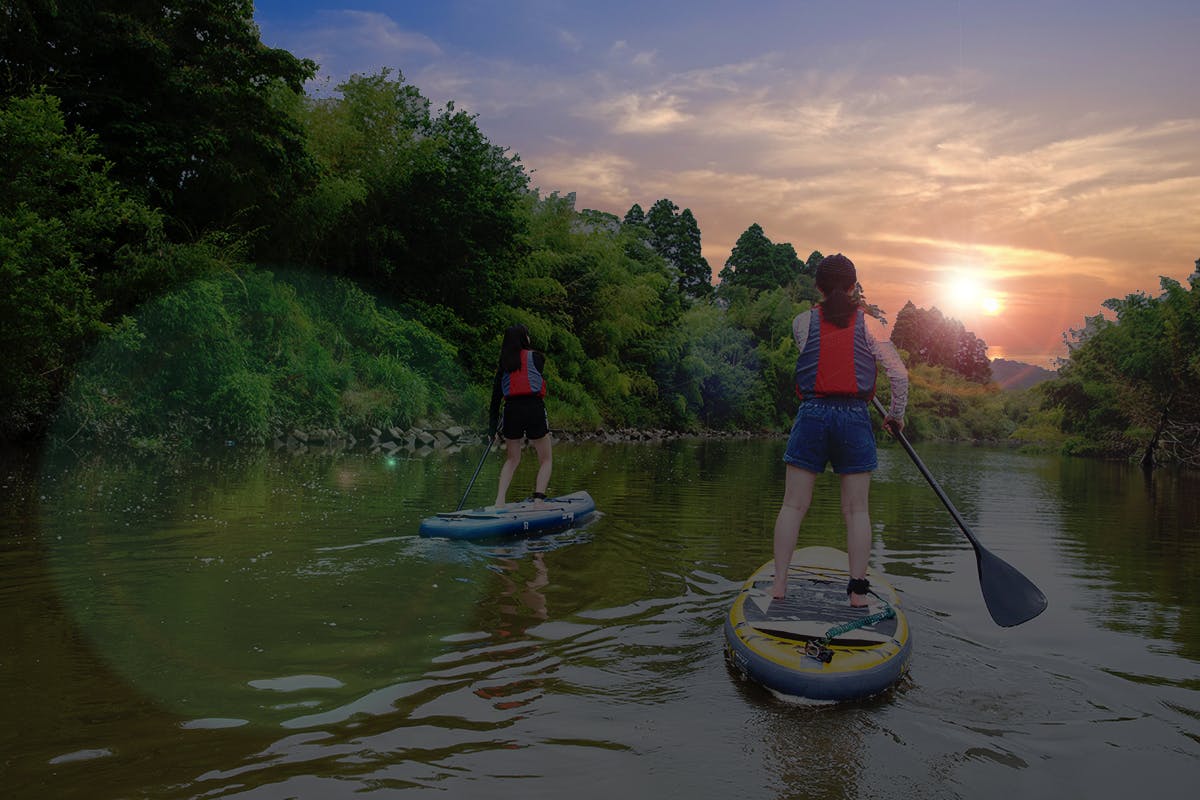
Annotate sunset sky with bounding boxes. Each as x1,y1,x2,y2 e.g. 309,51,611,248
253,1,1200,367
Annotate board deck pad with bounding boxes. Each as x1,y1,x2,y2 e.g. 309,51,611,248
741,576,898,644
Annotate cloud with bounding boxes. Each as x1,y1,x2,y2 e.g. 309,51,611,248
582,91,693,134
631,50,658,68
528,151,639,207
556,28,582,52
255,8,1200,364
263,10,442,87
521,57,1199,363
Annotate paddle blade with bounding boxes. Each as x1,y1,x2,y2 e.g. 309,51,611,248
975,546,1048,627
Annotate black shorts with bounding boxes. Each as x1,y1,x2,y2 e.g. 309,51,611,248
501,397,549,440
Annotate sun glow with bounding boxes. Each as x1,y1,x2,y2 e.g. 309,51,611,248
943,273,1004,317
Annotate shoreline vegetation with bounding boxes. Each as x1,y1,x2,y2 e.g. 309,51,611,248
40,262,1073,460
197,415,1062,460
5,5,1198,467
284,423,772,457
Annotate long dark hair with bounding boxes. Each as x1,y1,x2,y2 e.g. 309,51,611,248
815,253,860,328
499,324,532,373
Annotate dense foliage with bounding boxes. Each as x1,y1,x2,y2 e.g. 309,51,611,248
1044,276,1200,466
56,268,467,450
2,0,317,240
5,0,1191,464
0,91,214,437
274,71,531,336
718,223,814,296
891,301,992,383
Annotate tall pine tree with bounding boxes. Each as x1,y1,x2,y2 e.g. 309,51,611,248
719,223,802,291
642,198,711,300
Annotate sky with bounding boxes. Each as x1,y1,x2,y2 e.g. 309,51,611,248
252,0,1200,367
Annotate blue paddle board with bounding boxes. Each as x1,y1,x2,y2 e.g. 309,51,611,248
725,546,912,701
418,490,596,540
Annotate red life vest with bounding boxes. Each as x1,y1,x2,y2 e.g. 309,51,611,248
794,308,876,400
502,349,547,398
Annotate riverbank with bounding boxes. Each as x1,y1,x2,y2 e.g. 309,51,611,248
265,414,1067,458
276,422,775,456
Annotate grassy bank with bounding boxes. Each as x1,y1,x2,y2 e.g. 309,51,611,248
53,267,474,451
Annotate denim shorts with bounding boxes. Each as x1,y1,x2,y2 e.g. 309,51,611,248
783,398,877,474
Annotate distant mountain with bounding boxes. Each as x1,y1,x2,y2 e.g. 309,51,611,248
991,358,1057,391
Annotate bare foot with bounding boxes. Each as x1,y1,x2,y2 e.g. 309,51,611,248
849,592,869,608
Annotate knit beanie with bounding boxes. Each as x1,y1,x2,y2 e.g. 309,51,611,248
815,253,856,288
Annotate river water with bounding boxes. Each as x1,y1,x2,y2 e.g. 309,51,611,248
2,437,1198,799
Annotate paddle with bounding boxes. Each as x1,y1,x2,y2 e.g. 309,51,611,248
455,414,502,512
872,397,1048,627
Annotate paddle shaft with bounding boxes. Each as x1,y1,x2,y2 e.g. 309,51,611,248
871,397,984,550
871,396,1047,626
455,413,502,512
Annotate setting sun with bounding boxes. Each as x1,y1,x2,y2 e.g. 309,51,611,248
943,274,1003,317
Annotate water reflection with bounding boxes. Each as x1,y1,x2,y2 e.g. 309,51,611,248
1051,458,1200,661
1,439,1197,798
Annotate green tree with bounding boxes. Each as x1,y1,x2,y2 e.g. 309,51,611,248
718,223,803,292
0,92,194,440
676,208,713,299
719,223,772,289
955,330,992,382
1047,276,1200,465
890,301,922,356
283,70,530,360
55,268,468,449
642,198,711,300
504,192,684,428
645,198,681,268
2,0,318,241
891,302,991,383
803,250,824,276
1045,314,1138,456
726,287,801,345
402,101,530,314
730,288,811,427
677,306,763,428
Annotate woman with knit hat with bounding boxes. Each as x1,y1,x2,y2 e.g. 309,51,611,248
770,253,909,606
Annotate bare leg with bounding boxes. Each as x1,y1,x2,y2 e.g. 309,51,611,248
530,434,553,497
840,471,872,607
771,465,818,599
494,438,523,506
